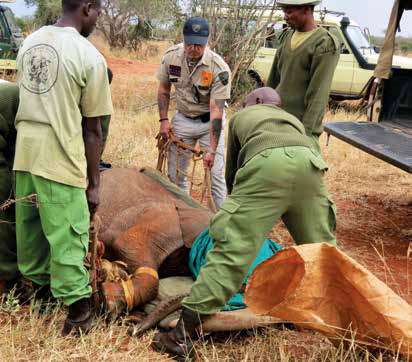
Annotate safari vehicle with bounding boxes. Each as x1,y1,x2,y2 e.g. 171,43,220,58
0,0,23,71
325,0,412,174
250,8,412,100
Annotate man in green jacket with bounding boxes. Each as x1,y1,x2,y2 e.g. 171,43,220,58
267,0,339,149
151,87,337,360
0,82,20,294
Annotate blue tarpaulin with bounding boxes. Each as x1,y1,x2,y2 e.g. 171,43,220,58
188,228,282,311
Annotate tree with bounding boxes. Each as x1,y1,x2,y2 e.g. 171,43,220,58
98,0,183,49
24,0,61,26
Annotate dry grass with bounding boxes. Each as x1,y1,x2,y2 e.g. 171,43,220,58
1,41,411,361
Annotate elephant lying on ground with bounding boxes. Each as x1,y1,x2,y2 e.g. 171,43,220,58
97,167,212,317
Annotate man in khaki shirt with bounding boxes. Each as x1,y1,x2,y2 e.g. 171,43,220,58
157,16,231,209
14,0,112,336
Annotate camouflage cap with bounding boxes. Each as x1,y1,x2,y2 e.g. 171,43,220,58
277,0,321,6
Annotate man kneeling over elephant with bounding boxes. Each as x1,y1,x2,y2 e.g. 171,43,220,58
152,87,337,360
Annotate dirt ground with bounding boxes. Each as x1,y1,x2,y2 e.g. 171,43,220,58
107,57,159,76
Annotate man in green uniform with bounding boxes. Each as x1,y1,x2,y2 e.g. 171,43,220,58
151,87,337,359
14,0,112,335
267,0,339,149
0,81,20,294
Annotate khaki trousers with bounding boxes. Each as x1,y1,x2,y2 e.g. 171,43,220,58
167,112,227,209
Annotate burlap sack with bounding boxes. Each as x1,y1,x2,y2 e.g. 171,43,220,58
244,243,412,356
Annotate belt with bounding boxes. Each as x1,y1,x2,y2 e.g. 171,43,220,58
183,112,210,123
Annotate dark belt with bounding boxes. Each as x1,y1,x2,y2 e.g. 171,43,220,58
184,112,210,123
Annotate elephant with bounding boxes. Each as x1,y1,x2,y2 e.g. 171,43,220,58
97,167,212,317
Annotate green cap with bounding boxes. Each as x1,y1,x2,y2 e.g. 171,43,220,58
277,0,321,6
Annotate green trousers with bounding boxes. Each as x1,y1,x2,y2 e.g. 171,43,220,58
0,160,19,282
15,171,92,305
182,146,337,315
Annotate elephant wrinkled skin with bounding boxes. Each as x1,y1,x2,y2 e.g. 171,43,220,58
97,167,212,317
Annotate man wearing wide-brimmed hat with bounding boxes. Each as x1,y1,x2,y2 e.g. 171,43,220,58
267,0,339,151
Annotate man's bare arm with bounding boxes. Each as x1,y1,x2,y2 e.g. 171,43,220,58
83,116,102,218
204,99,225,169
158,81,171,119
158,81,172,139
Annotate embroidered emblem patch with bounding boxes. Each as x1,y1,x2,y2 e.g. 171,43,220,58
192,24,201,33
169,65,181,77
200,70,213,87
218,71,229,86
22,44,59,94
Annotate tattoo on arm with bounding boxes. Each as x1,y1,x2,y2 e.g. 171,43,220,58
214,99,226,110
211,118,222,145
158,83,171,118
158,92,170,115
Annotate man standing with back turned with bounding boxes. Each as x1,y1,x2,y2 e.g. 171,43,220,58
267,0,339,150
13,0,112,335
157,17,231,209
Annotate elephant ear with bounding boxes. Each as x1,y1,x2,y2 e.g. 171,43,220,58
113,201,185,272
175,201,213,248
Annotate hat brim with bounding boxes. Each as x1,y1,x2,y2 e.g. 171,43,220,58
277,0,321,6
184,35,208,45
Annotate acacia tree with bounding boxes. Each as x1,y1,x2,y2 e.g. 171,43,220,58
98,0,183,49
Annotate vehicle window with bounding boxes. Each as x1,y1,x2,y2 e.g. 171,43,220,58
264,22,286,49
346,25,374,52
4,8,21,35
0,15,7,40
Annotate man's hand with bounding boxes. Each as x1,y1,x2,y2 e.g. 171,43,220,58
159,119,172,140
86,184,99,219
203,151,215,169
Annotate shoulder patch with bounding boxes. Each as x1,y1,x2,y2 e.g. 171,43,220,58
169,65,181,77
218,71,230,86
317,28,339,54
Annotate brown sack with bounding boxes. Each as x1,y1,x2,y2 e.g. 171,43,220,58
244,243,412,356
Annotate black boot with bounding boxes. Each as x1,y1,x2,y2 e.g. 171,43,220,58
61,298,94,336
151,307,203,360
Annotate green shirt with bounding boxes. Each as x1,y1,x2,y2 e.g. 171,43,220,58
267,27,339,137
226,104,313,193
14,26,113,188
0,82,19,170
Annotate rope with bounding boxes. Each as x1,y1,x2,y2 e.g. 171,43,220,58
121,279,135,310
0,194,38,225
0,194,38,212
156,133,216,212
134,266,159,280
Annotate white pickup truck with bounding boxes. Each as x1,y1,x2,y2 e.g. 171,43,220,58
250,9,412,100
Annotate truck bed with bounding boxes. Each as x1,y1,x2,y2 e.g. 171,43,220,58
325,121,412,173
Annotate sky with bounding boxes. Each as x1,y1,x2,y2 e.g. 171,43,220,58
4,0,412,37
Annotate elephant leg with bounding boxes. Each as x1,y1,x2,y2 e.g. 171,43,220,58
101,203,184,318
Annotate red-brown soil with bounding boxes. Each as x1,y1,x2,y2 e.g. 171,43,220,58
193,190,412,304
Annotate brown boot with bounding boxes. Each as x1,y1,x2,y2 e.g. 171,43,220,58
61,298,94,336
151,307,203,360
